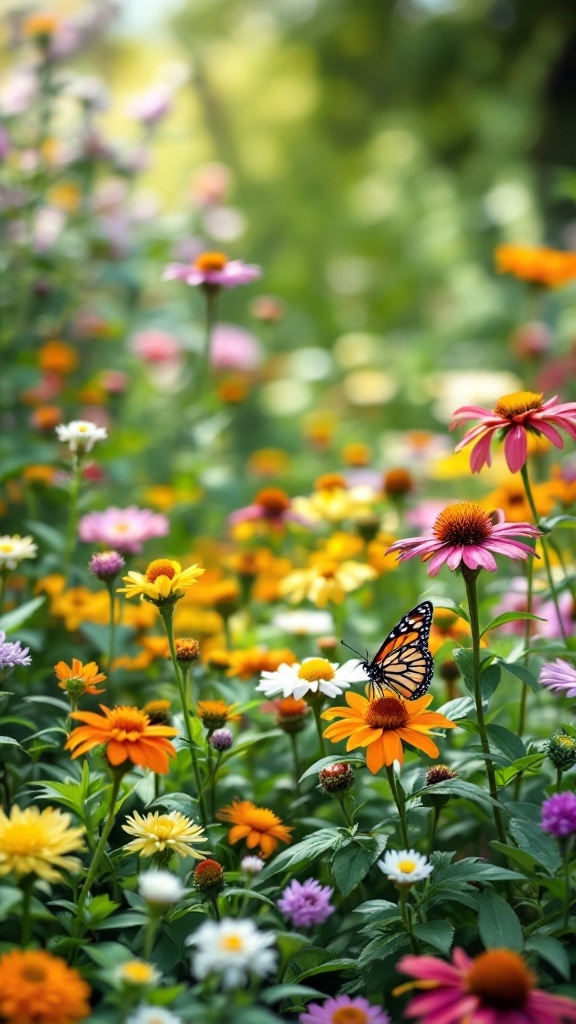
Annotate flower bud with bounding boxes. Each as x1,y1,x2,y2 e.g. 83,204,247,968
89,549,125,581
209,727,234,752
174,638,200,665
194,858,225,894
319,761,354,794
545,731,576,771
425,764,458,786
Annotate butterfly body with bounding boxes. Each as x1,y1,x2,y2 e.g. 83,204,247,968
357,601,434,701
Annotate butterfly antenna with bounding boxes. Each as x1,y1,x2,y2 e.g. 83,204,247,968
341,639,363,659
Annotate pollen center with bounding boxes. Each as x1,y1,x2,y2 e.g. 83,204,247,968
194,251,228,272
109,707,148,735
365,696,408,730
466,949,535,1009
493,390,543,419
433,502,493,546
297,658,335,682
397,859,417,873
219,934,244,953
332,1008,369,1024
146,559,178,583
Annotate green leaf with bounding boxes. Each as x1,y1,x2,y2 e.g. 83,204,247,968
409,779,502,810
525,935,571,980
498,661,540,694
413,920,454,955
495,754,547,788
540,514,576,531
223,887,277,907
358,932,409,969
424,596,469,622
0,885,22,918
508,818,562,873
331,834,388,896
477,891,523,952
480,612,545,637
92,911,146,930
25,519,66,553
299,753,365,783
258,829,342,881
480,663,501,699
435,695,475,720
486,724,526,763
293,956,356,983
260,984,321,1005
0,596,45,633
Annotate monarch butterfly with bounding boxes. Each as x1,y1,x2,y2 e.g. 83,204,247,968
342,601,434,701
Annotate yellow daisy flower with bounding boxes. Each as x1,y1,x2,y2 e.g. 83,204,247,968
0,805,84,882
122,810,207,859
118,558,204,604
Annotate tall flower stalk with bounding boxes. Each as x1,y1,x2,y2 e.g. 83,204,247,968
520,463,568,643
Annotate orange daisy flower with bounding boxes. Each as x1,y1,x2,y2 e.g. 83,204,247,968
0,948,91,1024
217,799,293,858
65,705,178,774
54,658,106,699
322,692,457,774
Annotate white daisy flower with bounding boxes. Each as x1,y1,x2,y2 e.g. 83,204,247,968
241,855,265,874
125,1006,183,1024
257,656,368,701
0,534,38,571
378,849,434,886
138,869,186,906
55,419,108,453
271,609,334,636
186,917,277,990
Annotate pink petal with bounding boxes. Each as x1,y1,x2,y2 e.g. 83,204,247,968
408,993,478,1024
532,419,564,448
446,546,465,570
462,545,497,571
504,424,528,472
470,431,495,472
398,955,462,983
427,547,453,576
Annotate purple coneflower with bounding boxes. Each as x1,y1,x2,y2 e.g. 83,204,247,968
277,878,334,929
451,390,576,473
539,659,576,698
0,631,32,680
163,251,261,290
387,501,540,576
299,995,390,1024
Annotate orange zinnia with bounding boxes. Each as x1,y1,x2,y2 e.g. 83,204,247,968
322,692,456,774
65,705,178,774
54,658,106,698
217,799,292,858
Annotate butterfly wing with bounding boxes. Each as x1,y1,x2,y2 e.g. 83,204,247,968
368,601,434,700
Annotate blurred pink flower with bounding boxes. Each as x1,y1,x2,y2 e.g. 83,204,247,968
79,506,169,555
211,324,263,371
190,163,232,206
126,84,173,125
164,251,261,289
129,329,183,364
451,391,576,474
387,502,540,576
539,659,576,698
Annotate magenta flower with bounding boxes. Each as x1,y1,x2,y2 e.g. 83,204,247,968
277,878,334,929
539,659,576,698
387,501,540,576
397,948,576,1024
299,995,390,1024
541,792,576,837
163,251,261,290
89,550,125,581
451,390,576,473
78,506,169,555
228,488,306,532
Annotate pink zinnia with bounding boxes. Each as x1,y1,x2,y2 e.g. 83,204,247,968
397,947,576,1024
451,390,576,473
299,994,390,1024
387,502,540,576
78,506,169,555
163,250,261,290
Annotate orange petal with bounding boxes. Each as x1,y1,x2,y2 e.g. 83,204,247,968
365,739,386,773
106,739,128,765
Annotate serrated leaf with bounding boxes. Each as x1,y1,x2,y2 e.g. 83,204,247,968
495,754,546,788
413,920,454,955
508,818,562,873
480,612,545,637
0,596,45,633
258,829,342,881
409,779,502,809
331,834,388,896
358,931,408,969
478,891,523,952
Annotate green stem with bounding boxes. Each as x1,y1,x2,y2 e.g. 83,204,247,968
159,604,208,827
462,568,508,848
557,766,564,793
20,875,34,946
209,893,221,921
311,700,327,757
0,574,6,617
386,764,409,848
64,455,82,582
428,804,441,857
398,886,418,953
73,771,123,943
288,731,301,793
144,907,162,959
106,582,116,682
335,792,356,831
200,287,218,397
520,463,568,642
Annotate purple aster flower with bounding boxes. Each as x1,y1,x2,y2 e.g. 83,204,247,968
89,550,125,581
277,878,335,929
209,728,234,752
539,659,576,699
163,251,261,290
0,631,32,681
299,995,390,1024
78,506,169,555
541,792,576,837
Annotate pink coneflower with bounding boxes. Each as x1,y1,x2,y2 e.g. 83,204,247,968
211,323,263,371
300,995,390,1024
129,328,183,364
396,948,576,1024
78,506,169,555
228,488,305,532
387,502,540,576
163,251,261,290
451,390,576,473
539,659,576,698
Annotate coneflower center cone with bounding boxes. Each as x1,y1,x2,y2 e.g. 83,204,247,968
433,502,493,546
365,696,408,730
465,950,535,1009
493,390,543,419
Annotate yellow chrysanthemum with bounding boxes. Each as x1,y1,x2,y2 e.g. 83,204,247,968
280,558,377,607
0,805,84,882
118,559,204,604
122,810,207,859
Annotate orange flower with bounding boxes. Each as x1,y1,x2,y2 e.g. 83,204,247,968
65,705,178,774
226,646,297,680
217,799,293,857
322,692,457,774
54,658,106,698
495,244,576,288
196,699,240,730
0,949,90,1024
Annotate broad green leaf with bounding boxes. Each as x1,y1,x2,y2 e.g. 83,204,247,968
258,829,342,880
0,885,22,918
293,956,356,983
413,920,454,955
477,891,523,952
260,984,321,1005
498,661,540,694
435,695,475,720
223,887,276,907
508,818,562,873
525,935,571,980
358,931,408,969
495,754,546,788
486,724,526,763
0,596,45,633
480,611,544,637
409,779,502,810
299,752,365,783
424,596,469,622
331,834,388,896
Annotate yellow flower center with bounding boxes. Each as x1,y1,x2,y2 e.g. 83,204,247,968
255,487,291,514
146,559,179,583
365,696,408,730
108,707,149,736
195,251,228,272
0,543,13,552
113,523,129,532
150,817,177,839
493,390,543,419
332,1009,369,1024
433,502,493,546
219,933,244,953
297,658,335,682
466,949,535,1009
397,859,417,873
121,961,156,984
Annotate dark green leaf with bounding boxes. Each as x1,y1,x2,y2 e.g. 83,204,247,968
498,661,540,693
495,754,547,788
413,920,454,955
331,834,388,896
525,936,571,980
0,596,45,633
258,830,342,880
480,612,545,637
477,891,523,952
486,724,526,763
508,818,562,874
